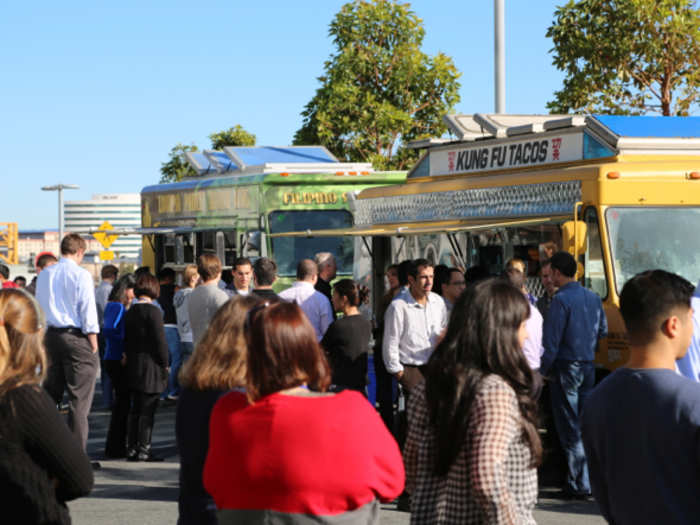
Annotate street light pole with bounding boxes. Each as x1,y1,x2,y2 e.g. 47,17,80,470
494,0,505,114
41,184,79,242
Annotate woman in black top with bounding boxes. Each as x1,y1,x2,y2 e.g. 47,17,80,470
176,295,261,525
0,289,93,524
124,273,169,462
321,279,371,393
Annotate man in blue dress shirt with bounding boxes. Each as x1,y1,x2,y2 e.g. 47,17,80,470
37,233,100,450
541,251,607,499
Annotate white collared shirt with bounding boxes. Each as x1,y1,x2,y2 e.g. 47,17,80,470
522,303,544,370
36,257,100,334
278,280,333,341
382,289,447,374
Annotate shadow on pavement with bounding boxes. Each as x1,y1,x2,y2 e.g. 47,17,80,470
89,484,178,502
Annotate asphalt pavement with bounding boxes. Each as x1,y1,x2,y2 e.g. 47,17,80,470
67,386,605,525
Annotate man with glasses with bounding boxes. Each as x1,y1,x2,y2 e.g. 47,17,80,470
440,267,466,315
537,260,558,317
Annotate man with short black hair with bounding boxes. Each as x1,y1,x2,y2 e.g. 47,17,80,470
26,251,58,295
383,258,447,393
541,251,607,499
383,258,446,512
251,257,280,302
582,270,700,523
0,264,16,288
279,259,334,341
37,233,100,451
187,254,229,345
227,257,253,296
441,267,466,314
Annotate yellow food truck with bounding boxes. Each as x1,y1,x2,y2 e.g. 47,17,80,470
275,114,700,373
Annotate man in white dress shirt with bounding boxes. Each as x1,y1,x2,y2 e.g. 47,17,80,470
279,259,334,341
383,258,447,393
36,233,100,450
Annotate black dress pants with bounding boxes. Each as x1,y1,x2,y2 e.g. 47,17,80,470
104,360,130,457
127,391,160,454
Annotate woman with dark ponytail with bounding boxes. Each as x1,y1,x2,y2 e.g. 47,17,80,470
320,279,371,393
404,278,541,524
103,273,136,458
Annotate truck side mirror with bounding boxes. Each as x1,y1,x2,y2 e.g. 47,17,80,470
562,220,587,257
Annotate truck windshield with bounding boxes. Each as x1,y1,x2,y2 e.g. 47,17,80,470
269,210,353,277
606,207,700,293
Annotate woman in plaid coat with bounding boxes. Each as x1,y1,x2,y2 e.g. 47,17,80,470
405,278,542,524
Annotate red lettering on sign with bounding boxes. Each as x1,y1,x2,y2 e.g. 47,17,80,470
448,151,456,172
552,138,562,161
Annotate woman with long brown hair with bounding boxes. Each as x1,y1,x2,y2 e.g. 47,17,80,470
404,278,542,524
204,301,404,524
0,289,92,524
176,295,261,525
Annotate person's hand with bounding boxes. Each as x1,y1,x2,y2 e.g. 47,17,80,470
396,370,404,381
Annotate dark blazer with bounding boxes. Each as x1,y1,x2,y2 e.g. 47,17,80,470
124,302,168,394
315,278,332,304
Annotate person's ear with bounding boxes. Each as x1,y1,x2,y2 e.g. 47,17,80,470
662,315,682,339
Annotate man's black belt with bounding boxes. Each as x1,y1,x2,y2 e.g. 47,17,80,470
47,326,84,336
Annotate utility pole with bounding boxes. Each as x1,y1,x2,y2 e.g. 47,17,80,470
42,184,79,242
494,0,505,113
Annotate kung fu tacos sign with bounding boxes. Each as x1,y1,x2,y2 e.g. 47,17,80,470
429,132,584,177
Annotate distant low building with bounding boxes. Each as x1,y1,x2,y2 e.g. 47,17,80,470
64,193,141,261
18,230,102,267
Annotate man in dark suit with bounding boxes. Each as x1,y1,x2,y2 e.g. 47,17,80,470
314,252,336,305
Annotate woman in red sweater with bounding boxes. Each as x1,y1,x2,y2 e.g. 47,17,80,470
204,301,404,524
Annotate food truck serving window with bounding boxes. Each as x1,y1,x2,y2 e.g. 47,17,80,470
268,210,353,277
606,207,700,293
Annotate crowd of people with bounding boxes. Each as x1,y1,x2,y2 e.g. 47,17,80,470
3,232,700,524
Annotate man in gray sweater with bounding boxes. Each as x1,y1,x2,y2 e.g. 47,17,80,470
187,253,229,345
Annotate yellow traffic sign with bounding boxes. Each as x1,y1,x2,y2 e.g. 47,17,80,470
99,250,115,261
93,221,118,249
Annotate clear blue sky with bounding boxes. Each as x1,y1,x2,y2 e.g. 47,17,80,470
1,1,564,230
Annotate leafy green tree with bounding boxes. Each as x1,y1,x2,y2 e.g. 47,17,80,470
209,125,256,150
294,0,461,170
547,0,700,116
159,143,198,183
